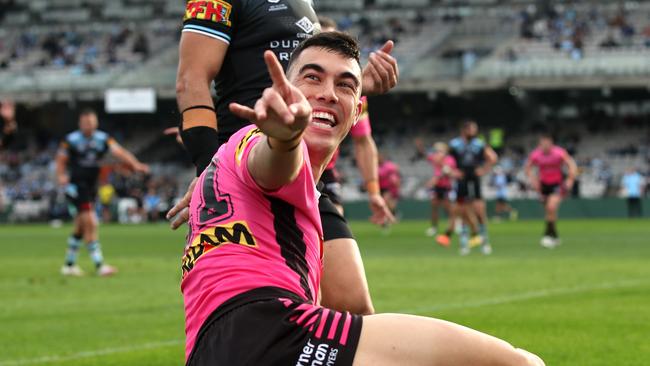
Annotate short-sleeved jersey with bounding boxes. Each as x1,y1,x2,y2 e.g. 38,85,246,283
493,173,508,199
427,154,456,189
182,0,320,143
325,97,371,170
378,160,399,190
448,137,485,178
528,146,567,185
622,172,644,198
182,125,323,360
59,130,114,181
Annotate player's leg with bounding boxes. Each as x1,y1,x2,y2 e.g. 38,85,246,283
321,237,374,314
79,182,117,276
430,196,440,233
319,195,374,315
61,185,85,276
543,193,562,247
435,196,454,247
473,199,492,254
354,313,544,366
61,212,85,276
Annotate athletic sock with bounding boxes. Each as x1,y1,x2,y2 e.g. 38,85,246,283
65,234,82,266
479,223,489,244
544,221,551,236
548,221,558,238
459,225,469,249
87,241,104,269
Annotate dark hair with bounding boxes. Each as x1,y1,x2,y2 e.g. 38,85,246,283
79,107,97,117
460,118,477,130
318,16,337,30
287,31,361,72
539,132,554,141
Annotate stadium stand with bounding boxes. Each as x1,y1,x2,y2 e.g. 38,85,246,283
1,0,648,222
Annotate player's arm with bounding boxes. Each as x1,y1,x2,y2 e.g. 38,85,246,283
177,0,239,175
353,134,379,195
230,51,311,190
476,145,498,176
109,140,149,174
55,143,69,186
562,151,578,189
176,33,228,175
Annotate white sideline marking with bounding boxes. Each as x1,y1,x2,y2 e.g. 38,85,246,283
397,278,650,314
1,279,647,365
0,340,183,366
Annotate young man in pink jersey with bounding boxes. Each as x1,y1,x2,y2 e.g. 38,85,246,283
525,133,578,248
377,153,401,220
182,32,544,366
426,142,461,247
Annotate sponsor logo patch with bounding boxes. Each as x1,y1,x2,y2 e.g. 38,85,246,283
184,0,232,26
295,16,315,34
182,221,257,276
296,339,339,366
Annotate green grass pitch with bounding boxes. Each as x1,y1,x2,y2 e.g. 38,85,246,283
1,219,649,365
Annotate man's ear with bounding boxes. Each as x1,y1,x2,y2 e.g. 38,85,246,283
352,98,363,126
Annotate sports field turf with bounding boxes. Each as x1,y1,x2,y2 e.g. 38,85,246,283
1,219,649,365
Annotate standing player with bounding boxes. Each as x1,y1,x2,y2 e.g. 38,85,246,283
525,133,577,248
378,153,400,219
56,109,149,276
170,0,399,315
448,120,498,254
182,34,544,366
0,99,18,149
426,142,459,247
492,165,517,221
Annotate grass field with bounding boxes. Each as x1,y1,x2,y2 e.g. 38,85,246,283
1,219,649,365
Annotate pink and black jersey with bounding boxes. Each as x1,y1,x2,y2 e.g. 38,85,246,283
428,154,457,189
528,146,567,185
378,160,400,197
182,125,323,360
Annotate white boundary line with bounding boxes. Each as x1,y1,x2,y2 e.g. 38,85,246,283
1,278,647,365
396,278,650,314
0,340,183,366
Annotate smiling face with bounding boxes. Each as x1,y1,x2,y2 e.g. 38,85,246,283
287,47,363,164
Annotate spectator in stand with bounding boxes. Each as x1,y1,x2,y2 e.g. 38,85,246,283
621,167,645,217
0,99,18,149
144,186,161,222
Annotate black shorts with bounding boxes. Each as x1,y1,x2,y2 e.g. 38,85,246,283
319,192,354,241
188,287,363,366
319,168,342,206
540,183,562,197
431,186,451,200
457,177,482,202
66,178,98,209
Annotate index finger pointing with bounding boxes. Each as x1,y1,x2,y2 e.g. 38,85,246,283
264,50,289,88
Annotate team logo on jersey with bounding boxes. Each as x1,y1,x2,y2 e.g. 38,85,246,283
184,0,232,27
181,221,257,276
295,17,315,34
